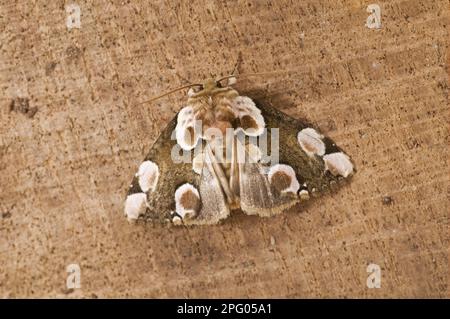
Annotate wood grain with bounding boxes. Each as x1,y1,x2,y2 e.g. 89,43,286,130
0,0,448,297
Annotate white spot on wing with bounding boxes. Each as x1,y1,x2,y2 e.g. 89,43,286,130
124,193,147,221
299,189,310,200
175,106,199,150
297,128,326,157
232,96,265,136
136,160,159,193
172,216,182,225
175,183,200,219
268,164,300,194
323,152,354,177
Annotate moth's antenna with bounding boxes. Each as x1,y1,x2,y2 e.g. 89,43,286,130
216,74,240,83
136,83,202,105
216,70,295,83
139,70,296,105
241,70,294,77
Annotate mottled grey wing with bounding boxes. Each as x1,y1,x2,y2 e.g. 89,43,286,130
124,114,230,225
238,99,354,217
238,160,299,216
184,151,230,225
258,100,353,194
124,114,199,224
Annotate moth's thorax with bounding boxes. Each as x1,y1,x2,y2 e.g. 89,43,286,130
188,87,239,136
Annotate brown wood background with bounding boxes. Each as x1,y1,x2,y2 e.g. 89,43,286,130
0,0,448,298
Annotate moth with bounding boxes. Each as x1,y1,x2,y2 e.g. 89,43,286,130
124,75,354,225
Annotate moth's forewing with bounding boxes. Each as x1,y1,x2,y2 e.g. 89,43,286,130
257,100,352,196
126,115,199,224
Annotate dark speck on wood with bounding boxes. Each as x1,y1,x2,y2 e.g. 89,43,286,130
9,97,37,118
382,196,393,205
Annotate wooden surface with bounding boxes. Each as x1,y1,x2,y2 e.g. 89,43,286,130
0,0,448,298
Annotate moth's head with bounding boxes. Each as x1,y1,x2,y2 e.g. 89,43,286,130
188,76,237,98
203,78,219,91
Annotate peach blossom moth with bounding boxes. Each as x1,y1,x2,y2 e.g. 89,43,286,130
124,76,354,225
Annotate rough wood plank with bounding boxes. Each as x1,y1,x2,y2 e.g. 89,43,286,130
0,0,448,297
